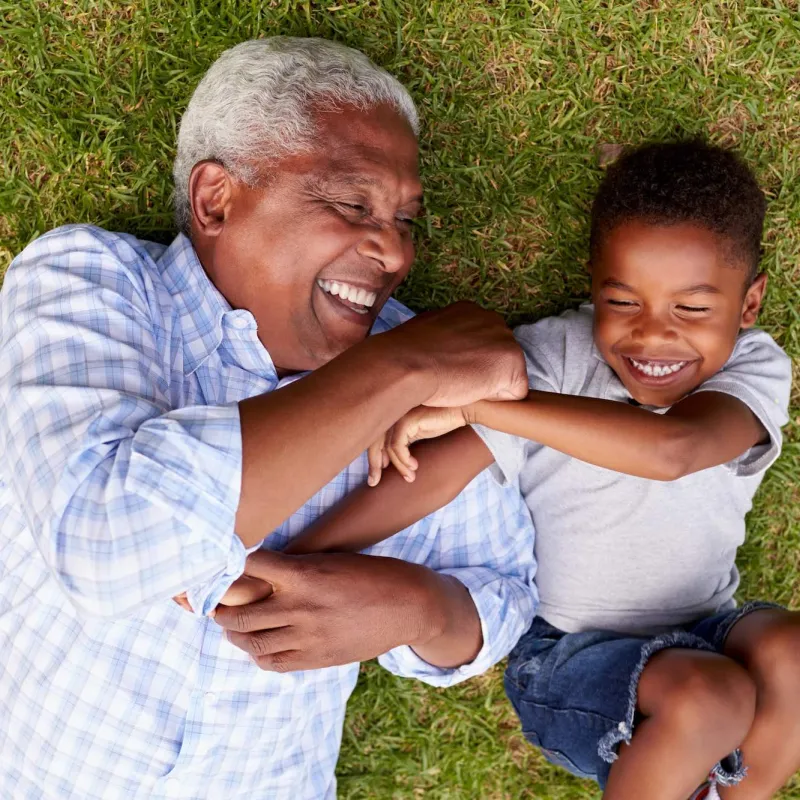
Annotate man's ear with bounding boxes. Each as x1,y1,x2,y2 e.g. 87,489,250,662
189,161,234,238
740,272,767,329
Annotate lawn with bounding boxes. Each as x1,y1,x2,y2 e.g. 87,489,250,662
1,1,799,797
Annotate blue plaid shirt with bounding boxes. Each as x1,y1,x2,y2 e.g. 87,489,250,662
0,225,537,799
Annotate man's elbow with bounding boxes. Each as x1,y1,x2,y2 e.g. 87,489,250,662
53,566,143,619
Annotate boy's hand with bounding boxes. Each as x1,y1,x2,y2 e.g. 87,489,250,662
172,575,274,614
368,405,472,485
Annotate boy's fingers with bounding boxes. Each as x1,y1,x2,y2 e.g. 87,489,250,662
173,592,192,612
386,443,417,482
218,574,274,607
367,438,386,487
388,425,420,472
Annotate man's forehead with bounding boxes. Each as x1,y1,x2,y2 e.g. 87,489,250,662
303,151,422,201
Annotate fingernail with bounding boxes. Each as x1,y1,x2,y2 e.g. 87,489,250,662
208,608,216,619
367,476,376,487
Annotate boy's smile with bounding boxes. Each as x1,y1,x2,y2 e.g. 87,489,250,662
591,220,766,407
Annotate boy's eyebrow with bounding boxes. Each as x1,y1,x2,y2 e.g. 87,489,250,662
601,279,723,295
601,279,636,291
679,283,723,295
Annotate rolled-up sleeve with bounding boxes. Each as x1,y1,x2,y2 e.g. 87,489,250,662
377,469,537,686
0,230,244,618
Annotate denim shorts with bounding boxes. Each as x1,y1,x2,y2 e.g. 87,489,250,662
504,601,781,789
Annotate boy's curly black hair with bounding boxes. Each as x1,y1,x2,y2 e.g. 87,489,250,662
590,140,765,282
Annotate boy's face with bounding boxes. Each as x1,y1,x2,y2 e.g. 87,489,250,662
591,220,766,407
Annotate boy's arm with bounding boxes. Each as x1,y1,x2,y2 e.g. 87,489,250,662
471,390,766,481
285,427,494,555
385,390,766,483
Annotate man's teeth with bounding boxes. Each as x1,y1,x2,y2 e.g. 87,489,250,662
317,280,377,311
630,358,686,378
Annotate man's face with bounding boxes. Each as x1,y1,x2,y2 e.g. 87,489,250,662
591,220,764,407
197,103,422,373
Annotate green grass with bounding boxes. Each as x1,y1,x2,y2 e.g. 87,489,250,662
2,1,799,797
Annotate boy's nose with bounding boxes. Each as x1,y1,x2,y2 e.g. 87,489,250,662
631,311,678,344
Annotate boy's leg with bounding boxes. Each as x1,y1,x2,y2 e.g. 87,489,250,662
604,648,756,800
717,609,800,800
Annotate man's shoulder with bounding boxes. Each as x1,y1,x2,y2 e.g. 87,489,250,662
4,224,172,313
15,224,167,267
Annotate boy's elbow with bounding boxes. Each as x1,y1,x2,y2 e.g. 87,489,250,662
654,426,696,481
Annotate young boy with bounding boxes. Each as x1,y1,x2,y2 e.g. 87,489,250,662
228,142,798,799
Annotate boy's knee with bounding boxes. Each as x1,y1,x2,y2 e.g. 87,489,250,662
655,655,756,746
746,619,800,691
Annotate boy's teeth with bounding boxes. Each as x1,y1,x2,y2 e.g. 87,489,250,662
317,280,377,309
630,358,686,377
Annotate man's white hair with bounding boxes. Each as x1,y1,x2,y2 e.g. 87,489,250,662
173,37,419,233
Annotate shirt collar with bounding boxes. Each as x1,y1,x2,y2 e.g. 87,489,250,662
158,233,231,376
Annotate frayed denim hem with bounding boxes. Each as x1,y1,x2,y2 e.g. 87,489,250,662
711,600,784,651
713,749,748,787
595,630,747,787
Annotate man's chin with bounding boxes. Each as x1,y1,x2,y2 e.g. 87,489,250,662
307,327,371,368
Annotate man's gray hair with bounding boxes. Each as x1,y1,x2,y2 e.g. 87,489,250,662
173,37,419,233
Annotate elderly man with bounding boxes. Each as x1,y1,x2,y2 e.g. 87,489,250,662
0,38,536,798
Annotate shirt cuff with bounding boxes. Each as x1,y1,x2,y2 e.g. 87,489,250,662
124,402,245,611
184,538,256,617
378,567,534,687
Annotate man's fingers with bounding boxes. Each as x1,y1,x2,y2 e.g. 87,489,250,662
226,625,296,659
214,593,292,633
239,548,301,587
253,650,310,673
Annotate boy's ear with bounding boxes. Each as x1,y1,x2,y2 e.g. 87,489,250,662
740,272,767,329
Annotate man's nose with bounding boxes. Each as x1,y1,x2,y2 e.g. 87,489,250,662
357,224,409,274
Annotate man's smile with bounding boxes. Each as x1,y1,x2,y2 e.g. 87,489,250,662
315,278,382,327
317,278,379,314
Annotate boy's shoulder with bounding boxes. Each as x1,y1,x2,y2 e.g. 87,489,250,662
511,304,601,392
513,303,596,358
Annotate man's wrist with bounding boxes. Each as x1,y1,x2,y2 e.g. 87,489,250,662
368,326,438,405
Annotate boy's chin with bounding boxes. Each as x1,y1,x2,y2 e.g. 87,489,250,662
624,382,687,409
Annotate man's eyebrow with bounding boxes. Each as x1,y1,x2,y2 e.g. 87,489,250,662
304,174,424,206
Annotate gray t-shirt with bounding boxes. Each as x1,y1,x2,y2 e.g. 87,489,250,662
477,304,791,635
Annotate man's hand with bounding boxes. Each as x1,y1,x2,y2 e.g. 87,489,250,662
367,405,472,486
383,301,527,408
213,548,476,672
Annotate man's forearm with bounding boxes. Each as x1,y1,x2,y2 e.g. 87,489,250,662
236,334,433,547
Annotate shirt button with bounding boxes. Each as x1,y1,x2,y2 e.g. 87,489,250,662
165,776,179,791
204,691,217,702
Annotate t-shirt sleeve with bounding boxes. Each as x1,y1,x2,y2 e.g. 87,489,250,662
693,328,791,477
473,314,569,486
